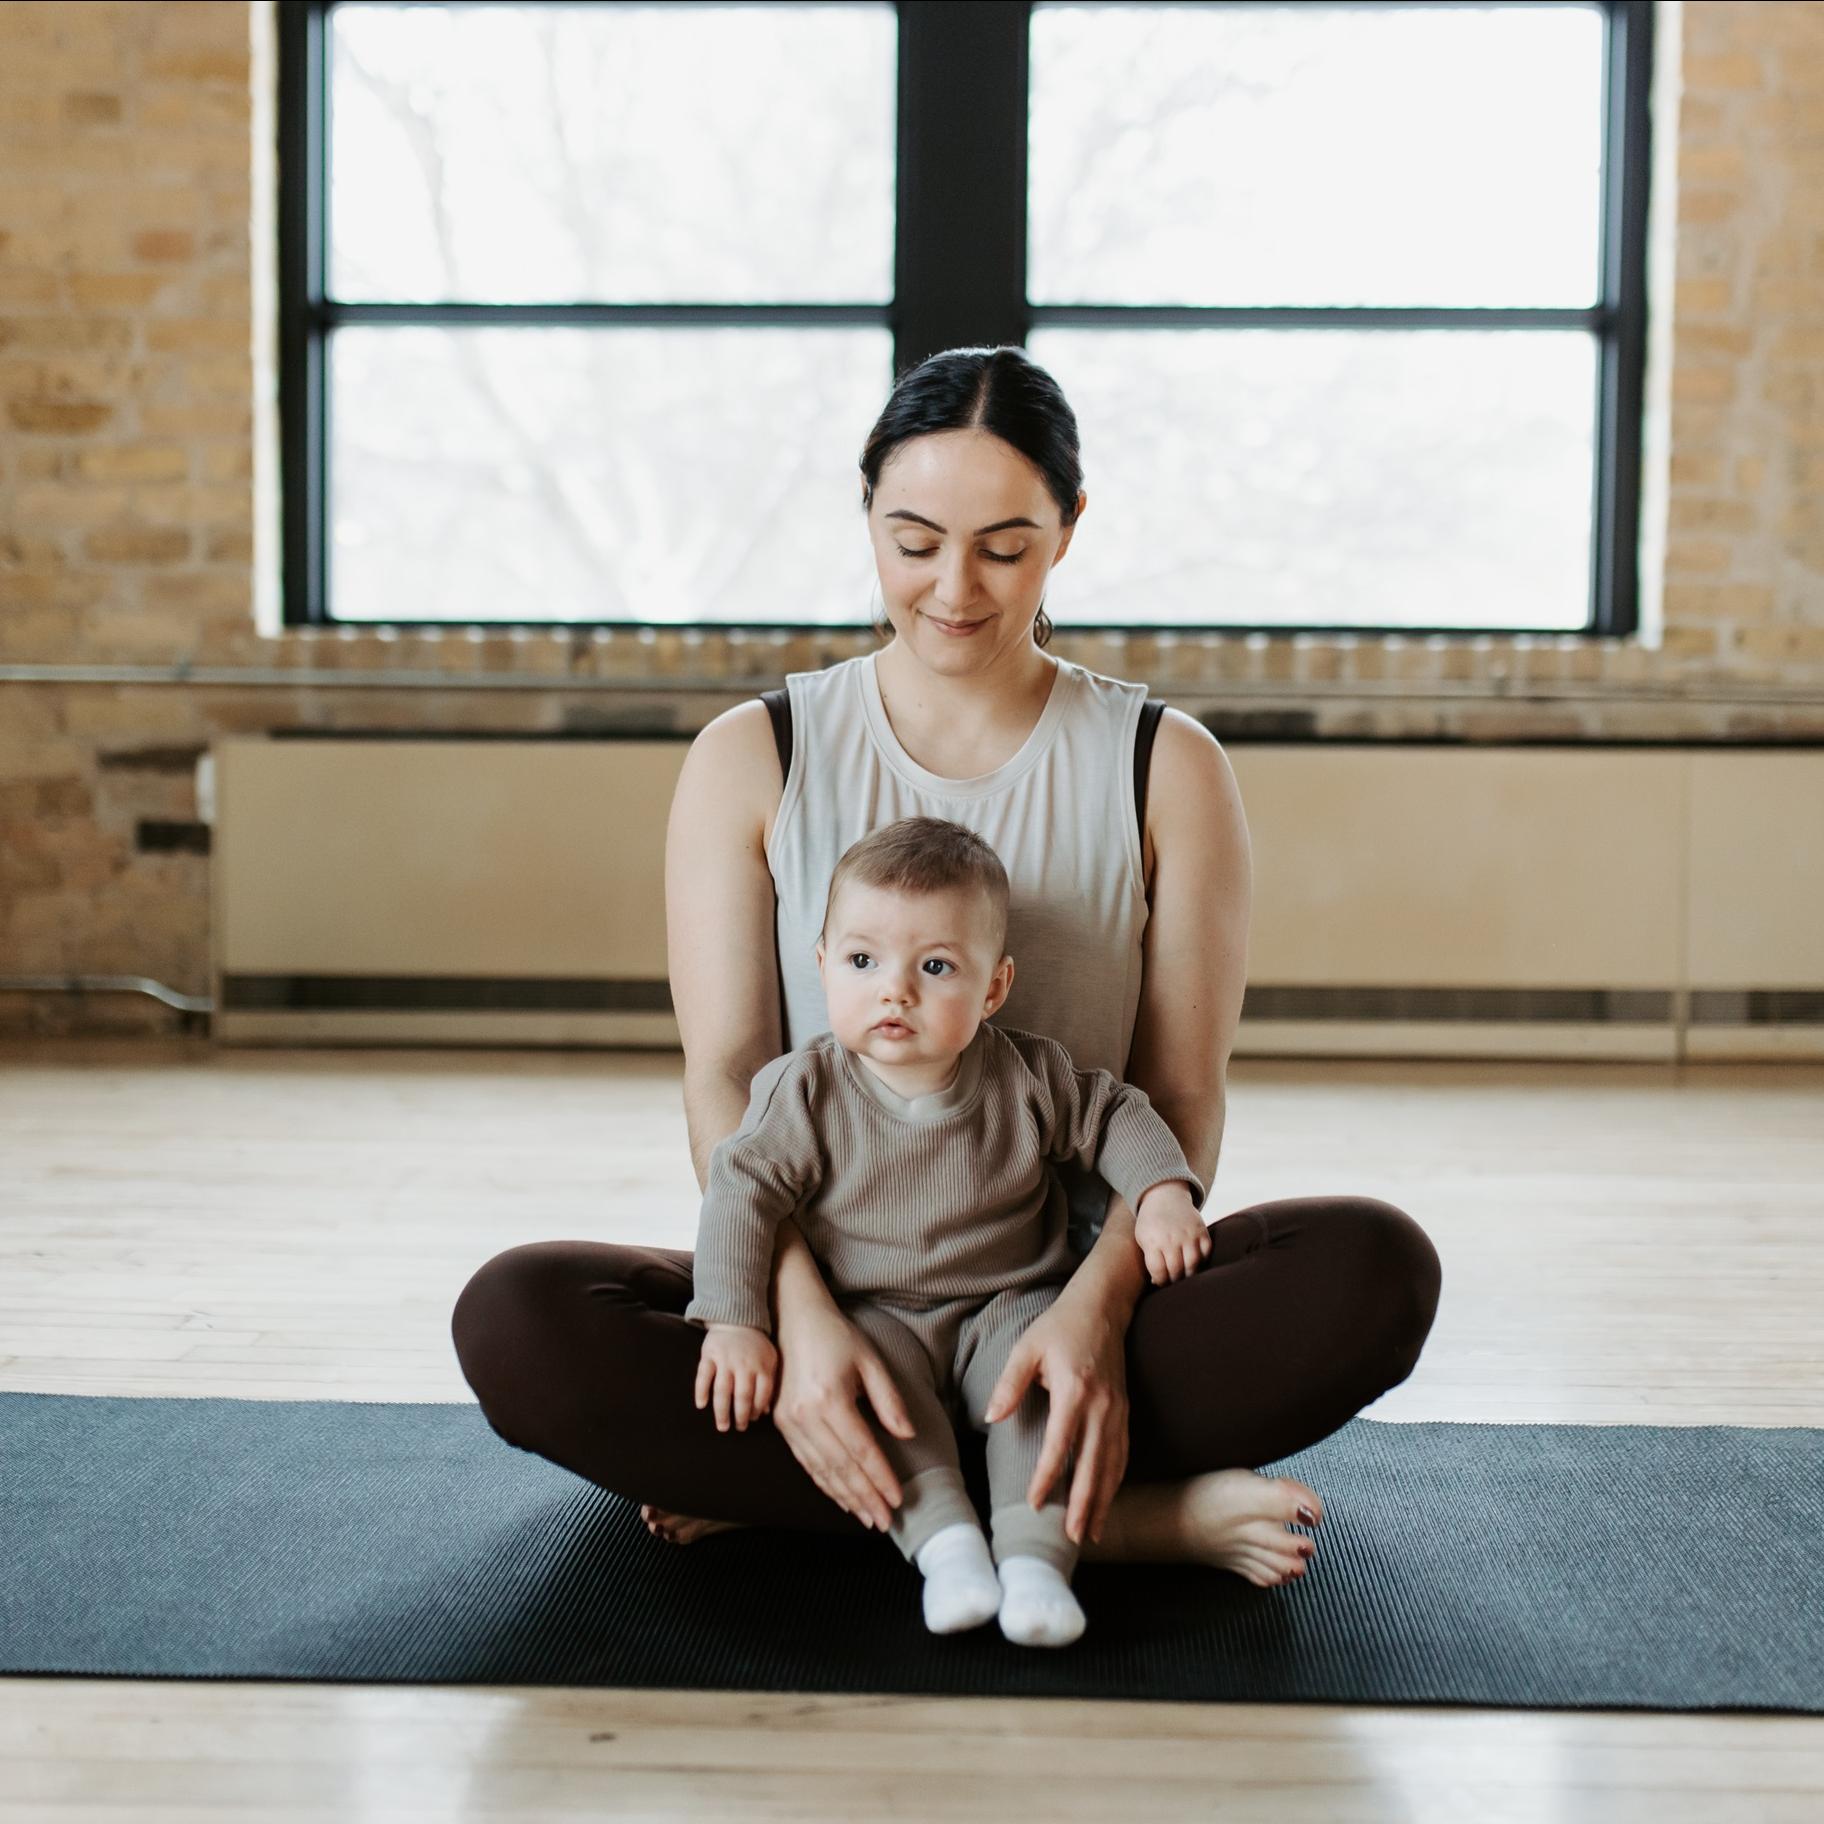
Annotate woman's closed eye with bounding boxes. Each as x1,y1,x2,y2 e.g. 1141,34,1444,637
894,543,1025,565
846,952,955,976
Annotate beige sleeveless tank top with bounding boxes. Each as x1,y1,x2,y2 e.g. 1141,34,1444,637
764,646,1152,1252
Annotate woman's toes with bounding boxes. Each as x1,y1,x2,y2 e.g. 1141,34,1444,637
1278,1478,1324,1526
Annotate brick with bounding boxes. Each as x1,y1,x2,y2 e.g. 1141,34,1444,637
1677,322,1753,358
1671,363,1737,404
138,570,249,614
60,693,208,741
130,228,195,263
1680,142,1749,184
1662,581,1778,621
8,397,115,433
16,483,130,524
1770,326,1824,361
131,483,248,528
82,524,190,563
62,91,123,126
1677,188,1742,226
1673,277,1734,317
1661,625,1723,662
1669,450,1725,489
144,317,247,355
1684,53,1765,91
1734,625,1824,665
142,51,248,85
66,272,172,311
0,272,62,310
0,316,134,355
1671,496,1757,532
195,444,251,483
1665,538,1733,573
0,575,114,623
139,403,250,437
75,444,188,483
138,86,252,135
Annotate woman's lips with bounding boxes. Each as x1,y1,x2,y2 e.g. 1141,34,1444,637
926,614,985,636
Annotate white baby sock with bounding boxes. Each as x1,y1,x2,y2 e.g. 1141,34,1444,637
996,1554,1087,1647
914,1521,1003,1634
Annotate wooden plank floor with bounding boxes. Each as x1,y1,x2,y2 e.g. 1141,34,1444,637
1,1036,1820,1822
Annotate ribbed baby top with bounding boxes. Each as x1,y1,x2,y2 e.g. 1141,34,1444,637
765,647,1154,1253
682,1020,1205,1333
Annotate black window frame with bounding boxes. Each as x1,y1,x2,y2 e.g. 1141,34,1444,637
279,0,1653,638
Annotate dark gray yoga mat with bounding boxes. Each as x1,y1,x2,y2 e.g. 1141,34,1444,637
1,1391,1817,1712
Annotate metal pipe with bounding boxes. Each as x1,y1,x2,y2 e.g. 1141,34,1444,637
0,975,213,1013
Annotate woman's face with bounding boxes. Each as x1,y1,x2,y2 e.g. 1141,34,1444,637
865,427,1085,670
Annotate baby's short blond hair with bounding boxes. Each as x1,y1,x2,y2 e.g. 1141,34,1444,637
821,816,1010,961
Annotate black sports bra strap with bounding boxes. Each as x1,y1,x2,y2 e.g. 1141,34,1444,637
1135,698,1165,859
758,686,792,780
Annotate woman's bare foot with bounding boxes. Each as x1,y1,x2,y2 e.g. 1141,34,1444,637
1078,1468,1324,1587
639,1502,750,1546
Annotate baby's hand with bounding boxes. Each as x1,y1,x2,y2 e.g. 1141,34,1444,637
1133,1179,1212,1286
695,1323,779,1432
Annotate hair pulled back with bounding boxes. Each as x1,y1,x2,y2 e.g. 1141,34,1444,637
859,345,1083,650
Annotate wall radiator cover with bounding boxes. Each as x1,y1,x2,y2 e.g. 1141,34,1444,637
210,735,1824,1062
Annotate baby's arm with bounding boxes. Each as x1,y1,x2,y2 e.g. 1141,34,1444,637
1131,1180,1212,1285
682,1053,826,1402
1018,1032,1209,1283
695,1321,779,1432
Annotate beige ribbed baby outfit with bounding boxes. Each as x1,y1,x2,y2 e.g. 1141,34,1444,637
683,1019,1205,1573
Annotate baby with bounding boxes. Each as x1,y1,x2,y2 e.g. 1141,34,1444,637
682,815,1212,1647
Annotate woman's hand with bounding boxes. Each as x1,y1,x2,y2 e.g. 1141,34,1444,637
771,1291,919,1532
982,1280,1130,1546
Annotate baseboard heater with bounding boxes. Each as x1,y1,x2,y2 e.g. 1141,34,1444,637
210,735,1824,1062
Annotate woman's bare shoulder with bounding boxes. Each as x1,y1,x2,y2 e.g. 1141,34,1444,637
1141,706,1241,892
682,697,787,849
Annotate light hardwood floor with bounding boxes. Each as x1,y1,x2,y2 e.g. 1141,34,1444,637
1,1036,1820,1822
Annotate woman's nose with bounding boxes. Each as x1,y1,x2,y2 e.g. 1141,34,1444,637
937,551,979,607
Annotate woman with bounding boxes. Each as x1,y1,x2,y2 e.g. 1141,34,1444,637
451,346,1442,1591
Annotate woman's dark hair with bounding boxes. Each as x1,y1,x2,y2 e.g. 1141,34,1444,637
859,345,1083,651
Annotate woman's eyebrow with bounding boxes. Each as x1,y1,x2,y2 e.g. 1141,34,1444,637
884,510,1042,536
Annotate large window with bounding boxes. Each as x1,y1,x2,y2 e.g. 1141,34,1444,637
280,0,1652,635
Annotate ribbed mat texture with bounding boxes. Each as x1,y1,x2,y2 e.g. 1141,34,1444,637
2,1393,1817,1711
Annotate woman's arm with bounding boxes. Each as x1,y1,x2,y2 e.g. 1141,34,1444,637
665,702,831,1305
983,708,1251,1542
667,704,916,1527
667,699,787,1172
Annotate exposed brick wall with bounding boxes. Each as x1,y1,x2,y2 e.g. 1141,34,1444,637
1,1,1821,1034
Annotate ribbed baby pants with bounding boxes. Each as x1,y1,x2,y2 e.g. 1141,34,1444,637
837,1279,1079,1578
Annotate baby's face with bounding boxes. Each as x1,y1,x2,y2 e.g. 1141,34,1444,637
816,881,1013,1071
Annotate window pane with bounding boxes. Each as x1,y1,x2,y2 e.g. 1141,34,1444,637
329,2,896,305
328,327,891,623
1025,327,1595,630
1030,2,1606,309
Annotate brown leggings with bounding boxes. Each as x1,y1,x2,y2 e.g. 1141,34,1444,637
449,1195,1442,1535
